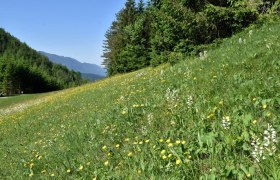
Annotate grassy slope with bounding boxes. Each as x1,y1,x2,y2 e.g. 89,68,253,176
0,93,51,109
0,18,279,179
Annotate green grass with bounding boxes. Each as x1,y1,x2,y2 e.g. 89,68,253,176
0,17,280,179
0,93,50,109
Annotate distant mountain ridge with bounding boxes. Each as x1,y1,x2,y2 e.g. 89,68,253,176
39,51,106,77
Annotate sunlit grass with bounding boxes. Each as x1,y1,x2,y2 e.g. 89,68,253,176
0,17,279,179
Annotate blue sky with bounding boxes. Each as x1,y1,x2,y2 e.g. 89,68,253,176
0,0,129,66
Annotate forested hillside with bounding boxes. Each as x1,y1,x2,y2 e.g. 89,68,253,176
103,0,279,75
0,28,84,95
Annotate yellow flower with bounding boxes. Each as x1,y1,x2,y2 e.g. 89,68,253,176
93,177,97,180
139,141,143,145
128,152,133,157
29,163,34,168
29,173,34,177
262,104,267,109
252,120,257,124
253,97,256,101
161,150,166,155
246,173,251,178
79,165,83,170
50,173,55,177
125,138,130,142
162,155,167,159
145,139,150,143
159,139,163,143
86,162,91,166
102,146,107,150
166,139,171,143
168,143,173,147
176,140,181,144
104,161,109,166
41,170,46,174
168,154,172,158
176,159,181,165
67,169,71,173
219,100,223,105
107,153,111,157
181,141,186,145
115,144,120,148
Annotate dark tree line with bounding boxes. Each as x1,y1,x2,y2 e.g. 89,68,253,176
102,0,279,75
0,28,84,95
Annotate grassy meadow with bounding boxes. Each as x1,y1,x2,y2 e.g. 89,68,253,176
0,18,280,179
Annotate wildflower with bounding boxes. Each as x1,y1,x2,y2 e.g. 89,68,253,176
128,152,133,157
199,51,208,60
219,100,223,105
145,139,150,143
139,141,143,145
161,150,166,155
104,161,109,166
50,173,55,177
67,169,71,173
176,140,181,145
181,141,186,145
125,138,130,142
93,177,97,180
187,96,193,108
102,146,107,150
86,162,91,166
176,159,181,165
246,173,251,178
252,97,256,101
262,104,267,109
251,136,264,162
79,165,83,170
162,155,167,160
264,124,277,156
115,144,120,148
252,120,257,124
29,163,34,168
221,116,231,129
239,37,243,44
41,170,46,174
107,153,111,156
170,120,176,126
159,139,163,143
249,30,253,37
168,154,172,158
166,139,171,143
29,173,34,177
168,143,173,147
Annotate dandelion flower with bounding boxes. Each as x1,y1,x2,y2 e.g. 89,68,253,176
139,141,143,145
115,144,120,148
168,143,173,147
262,104,267,109
93,177,97,180
79,165,83,170
176,140,181,145
161,150,166,155
145,139,150,143
67,169,71,173
176,159,181,165
159,139,163,143
29,173,34,177
168,154,172,158
181,141,186,145
166,139,171,143
252,120,257,124
50,173,55,177
128,152,133,157
104,161,109,166
162,155,167,160
102,146,107,150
